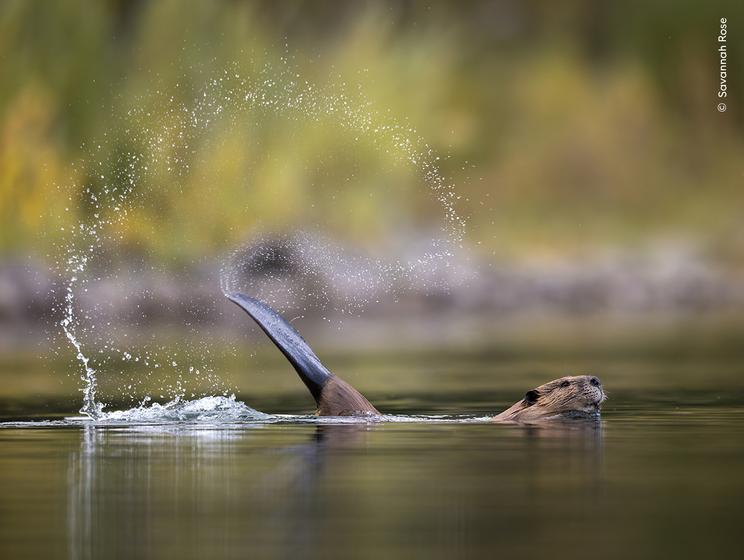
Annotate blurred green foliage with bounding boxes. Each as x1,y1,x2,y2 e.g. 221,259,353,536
1,0,742,262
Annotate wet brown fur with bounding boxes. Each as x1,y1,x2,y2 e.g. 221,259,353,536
316,376,380,416
315,374,604,421
492,375,606,422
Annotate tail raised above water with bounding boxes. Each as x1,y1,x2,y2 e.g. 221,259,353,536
227,293,379,416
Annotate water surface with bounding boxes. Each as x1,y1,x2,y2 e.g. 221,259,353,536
1,384,742,560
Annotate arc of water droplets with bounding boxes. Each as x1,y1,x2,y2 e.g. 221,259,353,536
60,60,467,419
59,153,139,418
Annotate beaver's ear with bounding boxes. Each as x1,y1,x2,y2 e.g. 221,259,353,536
524,390,540,405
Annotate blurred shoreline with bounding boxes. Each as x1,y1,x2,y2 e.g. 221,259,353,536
2,239,743,352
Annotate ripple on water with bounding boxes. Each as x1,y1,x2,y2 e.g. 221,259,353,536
0,395,496,428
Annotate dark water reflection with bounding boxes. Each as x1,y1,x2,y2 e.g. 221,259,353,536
1,391,743,560
63,421,601,560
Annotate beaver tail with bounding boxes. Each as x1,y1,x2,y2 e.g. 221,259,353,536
227,293,379,416
227,293,332,402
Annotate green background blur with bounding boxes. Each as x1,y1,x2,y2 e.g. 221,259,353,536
1,0,743,404
1,0,742,260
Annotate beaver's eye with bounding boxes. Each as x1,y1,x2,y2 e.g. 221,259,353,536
560,380,570,388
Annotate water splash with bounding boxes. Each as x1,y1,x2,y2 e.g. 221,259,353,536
56,144,140,418
61,271,100,417
92,395,269,424
56,57,466,418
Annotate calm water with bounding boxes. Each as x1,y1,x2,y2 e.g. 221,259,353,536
1,382,743,560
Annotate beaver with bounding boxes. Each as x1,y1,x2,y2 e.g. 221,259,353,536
227,293,606,421
492,375,605,422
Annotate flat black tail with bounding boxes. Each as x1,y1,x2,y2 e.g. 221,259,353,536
227,293,332,402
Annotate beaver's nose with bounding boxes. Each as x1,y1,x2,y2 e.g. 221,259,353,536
589,376,601,387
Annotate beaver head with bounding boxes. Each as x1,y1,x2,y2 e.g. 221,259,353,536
494,375,606,422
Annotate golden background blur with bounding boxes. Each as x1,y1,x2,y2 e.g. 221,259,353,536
1,0,742,262
1,1,743,405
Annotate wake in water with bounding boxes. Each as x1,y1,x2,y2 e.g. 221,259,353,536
88,399,484,426
55,57,466,420
90,395,270,423
0,394,489,428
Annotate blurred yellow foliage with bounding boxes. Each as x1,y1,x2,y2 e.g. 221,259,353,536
0,0,742,263
0,87,76,252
